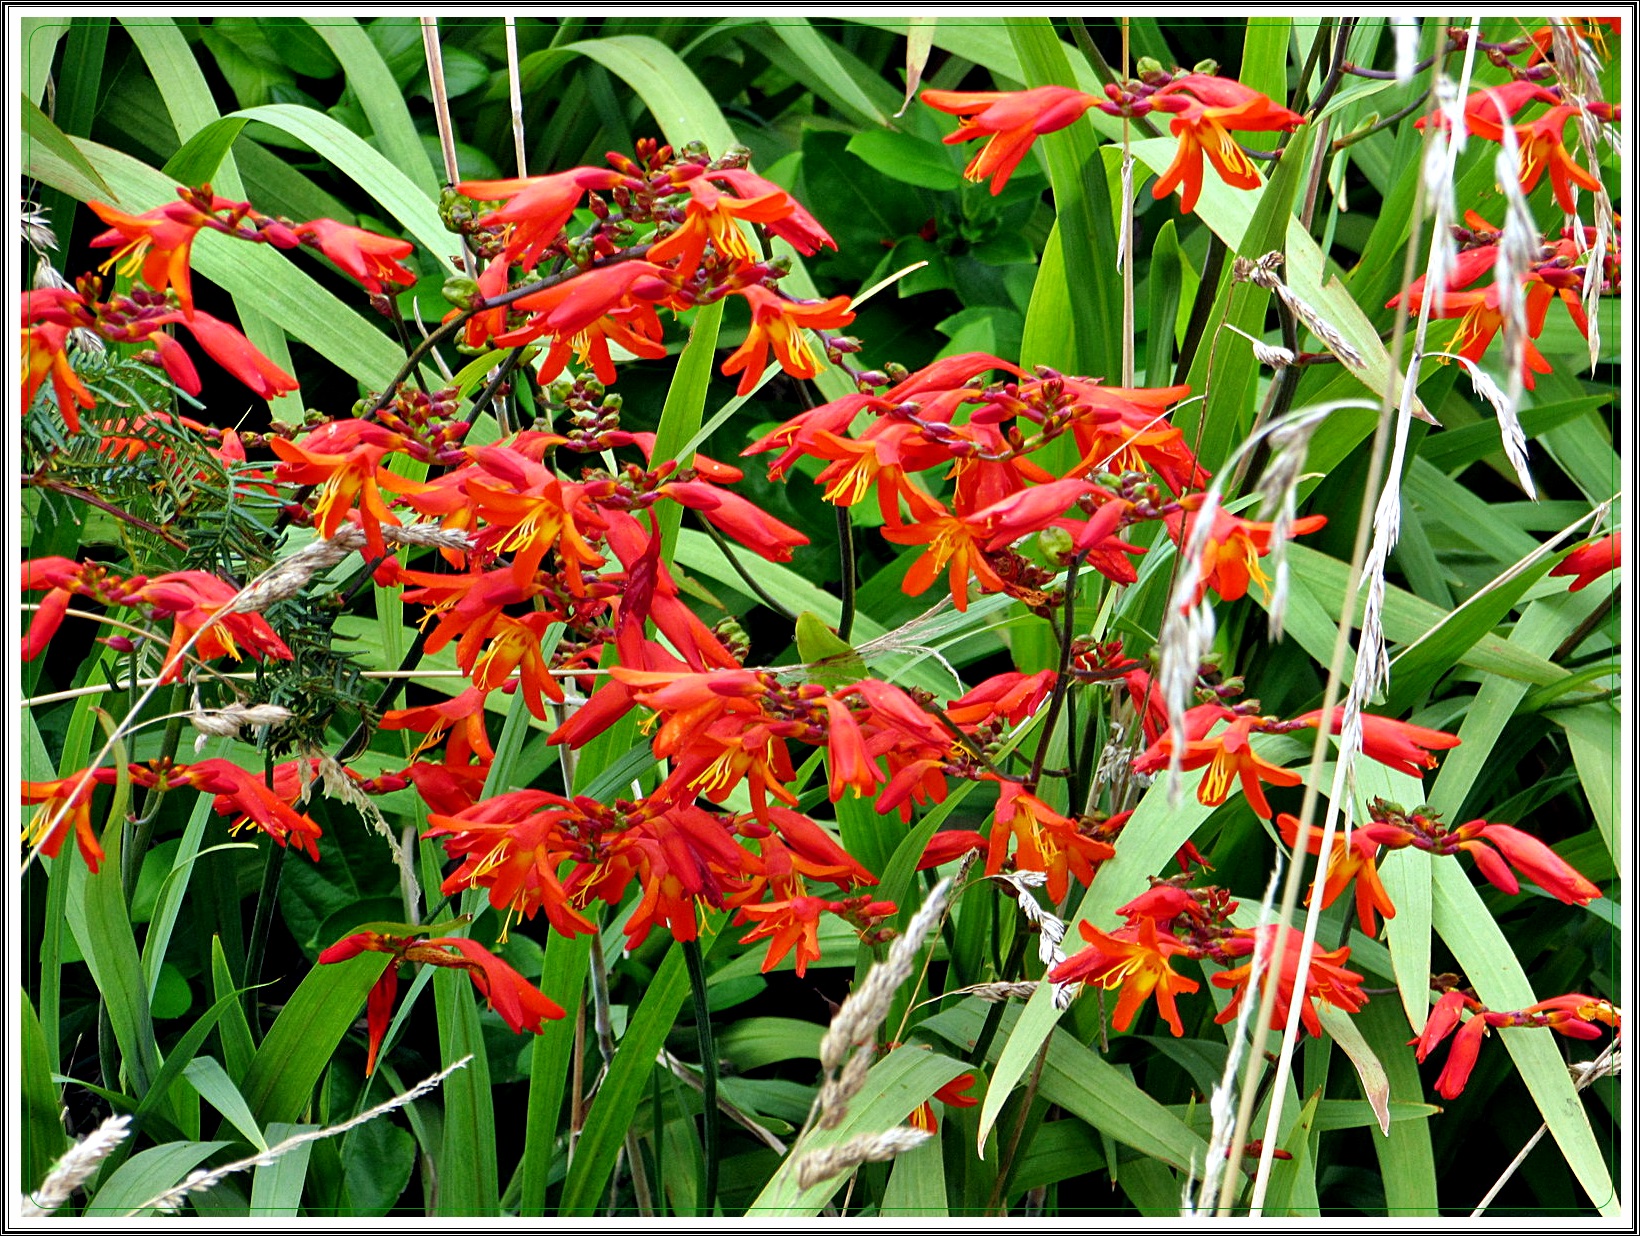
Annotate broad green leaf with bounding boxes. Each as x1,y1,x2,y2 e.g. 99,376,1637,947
141,750,237,999
562,36,735,153
1145,218,1185,385
21,96,114,201
746,1045,967,1216
161,115,251,185
1262,1087,1321,1216
1431,864,1617,1214
182,1056,268,1151
1315,1005,1390,1136
1175,134,1303,473
1278,544,1567,689
1557,704,1619,865
241,950,392,1128
518,930,591,1215
211,938,258,1084
21,992,68,1194
1417,396,1609,473
1238,19,1291,150
559,923,725,1214
794,611,868,689
64,800,161,1096
22,18,72,105
846,129,963,191
751,19,894,128
1011,19,1120,383
1011,1119,1105,1192
718,1018,826,1071
882,1124,947,1216
431,965,498,1215
1354,996,1439,1213
83,1140,234,1217
225,103,458,273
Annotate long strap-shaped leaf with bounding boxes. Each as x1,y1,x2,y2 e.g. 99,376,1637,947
306,16,441,200
120,17,302,421
558,921,726,1215
746,1044,969,1216
27,137,413,390
1010,19,1121,385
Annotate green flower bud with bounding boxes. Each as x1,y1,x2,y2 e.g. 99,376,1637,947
442,275,480,309
1136,56,1164,79
1037,525,1075,564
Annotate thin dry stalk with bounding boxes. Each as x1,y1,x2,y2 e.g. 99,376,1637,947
20,1114,132,1217
1184,861,1283,1215
127,1057,471,1215
1470,1042,1620,1217
504,17,528,178
1237,23,1484,1215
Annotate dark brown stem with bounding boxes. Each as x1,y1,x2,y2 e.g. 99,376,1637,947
27,478,189,550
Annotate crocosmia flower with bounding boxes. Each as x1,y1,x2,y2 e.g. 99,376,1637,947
1148,75,1304,214
1549,532,1620,592
922,85,1101,194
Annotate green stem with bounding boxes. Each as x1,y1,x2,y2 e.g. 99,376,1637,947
1027,553,1085,792
244,837,287,1036
834,503,857,643
1174,233,1226,384
967,930,1030,1068
682,937,719,1216
692,512,800,624
123,683,188,907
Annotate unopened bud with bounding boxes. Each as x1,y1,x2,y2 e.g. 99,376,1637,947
1193,59,1219,76
1136,56,1163,79
1037,525,1075,565
442,275,480,309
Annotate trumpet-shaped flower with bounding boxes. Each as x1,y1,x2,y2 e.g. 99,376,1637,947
1148,75,1304,214
720,286,855,395
1549,532,1620,592
922,86,1101,194
1049,916,1201,1036
296,218,417,294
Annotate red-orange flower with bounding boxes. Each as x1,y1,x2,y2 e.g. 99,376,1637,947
720,287,855,395
1167,506,1327,604
910,1072,979,1133
1148,75,1305,214
459,166,624,268
1549,532,1620,592
1050,916,1201,1036
1213,925,1366,1039
21,292,97,431
319,930,565,1074
22,768,116,872
1458,821,1602,906
1132,709,1301,820
269,419,426,558
89,195,227,317
296,218,417,294
1293,708,1460,778
922,86,1101,194
135,570,294,683
1277,812,1396,936
648,176,798,277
